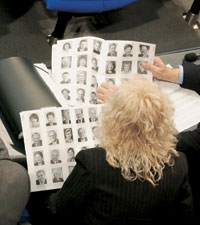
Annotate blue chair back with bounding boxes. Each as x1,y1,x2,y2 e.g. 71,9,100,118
43,0,138,13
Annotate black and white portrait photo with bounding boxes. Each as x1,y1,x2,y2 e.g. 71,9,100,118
62,42,72,53
89,92,97,104
46,112,57,126
61,88,70,101
75,108,85,123
61,109,71,124
67,147,75,162
93,40,102,54
137,61,148,74
61,56,72,69
123,44,133,57
52,167,64,183
60,72,71,84
91,57,99,72
29,113,40,128
77,39,88,52
138,44,150,58
76,71,87,85
48,130,59,145
88,107,98,122
36,170,47,185
92,126,98,140
64,128,74,143
107,43,117,57
77,55,87,68
91,75,98,88
106,78,115,85
105,61,116,74
121,61,132,74
76,88,85,103
33,151,45,166
31,132,42,147
77,127,88,142
50,149,62,164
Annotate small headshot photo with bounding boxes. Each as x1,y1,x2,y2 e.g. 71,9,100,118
60,72,71,84
46,112,57,126
76,71,87,85
123,44,133,57
77,127,88,142
75,108,85,123
33,151,45,166
121,61,132,74
36,169,47,185
61,56,72,69
67,147,75,162
92,126,98,140
93,40,102,54
91,57,99,72
48,130,59,145
61,88,70,101
91,75,98,88
77,55,87,68
52,167,64,183
31,132,42,147
77,39,88,52
68,166,75,174
29,113,40,128
50,149,62,164
62,42,72,52
64,128,74,143
89,91,97,104
107,43,117,57
61,109,71,124
106,78,115,85
76,88,85,103
138,44,150,58
88,107,98,122
105,61,116,74
120,78,129,83
137,61,148,74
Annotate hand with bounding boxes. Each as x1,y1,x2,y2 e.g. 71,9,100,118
96,83,116,104
142,56,180,83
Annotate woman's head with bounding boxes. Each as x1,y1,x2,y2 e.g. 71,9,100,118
99,76,178,185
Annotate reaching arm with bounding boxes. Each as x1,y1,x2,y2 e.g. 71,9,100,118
142,56,180,83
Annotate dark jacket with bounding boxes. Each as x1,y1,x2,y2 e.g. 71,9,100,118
48,148,193,225
177,62,200,217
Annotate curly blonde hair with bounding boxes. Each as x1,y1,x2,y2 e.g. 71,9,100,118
98,76,179,185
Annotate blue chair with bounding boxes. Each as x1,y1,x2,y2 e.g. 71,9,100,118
43,0,138,13
43,0,138,44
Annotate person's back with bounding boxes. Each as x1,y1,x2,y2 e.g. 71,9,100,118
47,77,194,225
75,148,192,225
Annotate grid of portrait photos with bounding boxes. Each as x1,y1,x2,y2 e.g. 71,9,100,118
51,36,156,106
20,105,102,192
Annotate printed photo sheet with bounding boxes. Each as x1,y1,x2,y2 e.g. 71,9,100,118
51,36,156,106
20,105,102,192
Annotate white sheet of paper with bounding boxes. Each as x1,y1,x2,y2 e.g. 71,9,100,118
155,79,200,132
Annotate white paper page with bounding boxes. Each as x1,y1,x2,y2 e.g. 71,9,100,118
52,36,156,106
34,63,67,107
20,105,102,192
155,80,200,132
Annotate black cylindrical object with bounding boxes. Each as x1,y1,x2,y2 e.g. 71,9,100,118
0,57,61,137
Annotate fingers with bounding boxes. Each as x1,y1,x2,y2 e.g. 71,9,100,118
96,82,116,104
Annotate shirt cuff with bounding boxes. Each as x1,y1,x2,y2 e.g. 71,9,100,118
178,65,183,84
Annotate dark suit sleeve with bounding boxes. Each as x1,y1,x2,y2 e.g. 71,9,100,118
176,125,200,207
47,151,93,216
181,62,200,94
